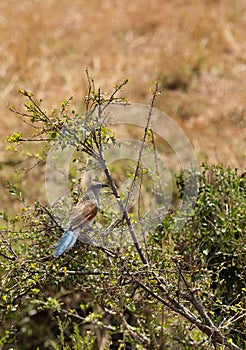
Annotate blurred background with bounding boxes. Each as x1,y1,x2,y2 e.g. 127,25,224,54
0,0,245,211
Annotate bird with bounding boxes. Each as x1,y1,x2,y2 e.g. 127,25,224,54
53,182,109,257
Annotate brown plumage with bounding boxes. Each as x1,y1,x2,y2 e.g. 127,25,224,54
70,197,98,231
53,182,109,257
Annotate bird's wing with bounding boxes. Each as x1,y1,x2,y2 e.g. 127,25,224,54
69,199,98,231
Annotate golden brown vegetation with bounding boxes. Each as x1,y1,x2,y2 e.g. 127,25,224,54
0,0,245,210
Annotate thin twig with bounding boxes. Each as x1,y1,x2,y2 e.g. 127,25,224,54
102,79,128,112
173,259,214,328
125,82,159,210
103,160,148,265
27,94,52,123
57,270,110,275
95,89,148,265
0,251,16,261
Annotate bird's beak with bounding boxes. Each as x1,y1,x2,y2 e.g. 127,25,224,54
102,183,109,188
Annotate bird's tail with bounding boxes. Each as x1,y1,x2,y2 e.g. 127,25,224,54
53,230,78,257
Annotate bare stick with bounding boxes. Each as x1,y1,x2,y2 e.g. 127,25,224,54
95,89,148,265
125,82,159,210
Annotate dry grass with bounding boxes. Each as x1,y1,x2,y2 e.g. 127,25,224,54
0,0,245,210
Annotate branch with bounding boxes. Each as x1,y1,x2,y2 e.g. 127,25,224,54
101,84,159,264
103,161,148,265
174,259,214,328
138,279,242,350
95,89,148,265
125,82,159,210
57,270,110,276
0,251,16,261
102,79,128,112
25,92,52,124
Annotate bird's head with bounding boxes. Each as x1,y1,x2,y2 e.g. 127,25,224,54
87,181,109,193
86,181,109,205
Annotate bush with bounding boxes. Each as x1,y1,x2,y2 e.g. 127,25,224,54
0,80,245,349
